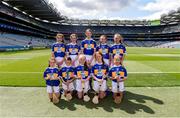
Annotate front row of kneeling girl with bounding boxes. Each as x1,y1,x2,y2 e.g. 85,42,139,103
43,52,127,104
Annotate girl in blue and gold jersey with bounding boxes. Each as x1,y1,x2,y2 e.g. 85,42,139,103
59,57,75,101
81,29,96,66
110,33,126,66
96,35,111,66
108,54,127,104
75,54,91,102
66,34,80,67
91,52,109,104
43,58,60,104
52,33,66,68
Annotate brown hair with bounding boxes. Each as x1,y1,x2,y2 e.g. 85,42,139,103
85,28,93,33
70,33,78,43
70,33,77,39
95,52,105,65
56,33,64,43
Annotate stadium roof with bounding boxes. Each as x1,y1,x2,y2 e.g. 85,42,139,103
1,0,66,21
161,8,180,25
1,0,180,26
58,19,150,26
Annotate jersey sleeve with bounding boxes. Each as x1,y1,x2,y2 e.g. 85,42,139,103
88,68,91,76
106,65,109,74
65,44,69,53
108,68,112,77
96,46,99,52
58,69,62,77
43,71,47,78
91,66,95,75
52,44,54,52
123,45,126,54
124,67,127,77
74,67,77,76
78,45,81,52
94,41,97,48
81,40,84,49
110,46,113,54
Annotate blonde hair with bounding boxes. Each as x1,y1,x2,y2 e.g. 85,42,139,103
114,33,123,43
100,35,107,39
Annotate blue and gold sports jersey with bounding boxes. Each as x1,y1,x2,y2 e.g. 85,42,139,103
52,42,66,58
110,43,126,58
81,39,96,55
59,66,75,82
66,43,80,56
108,65,127,82
96,44,110,59
92,63,109,80
43,67,60,86
75,65,91,80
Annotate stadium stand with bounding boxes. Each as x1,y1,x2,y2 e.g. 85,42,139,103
0,0,180,50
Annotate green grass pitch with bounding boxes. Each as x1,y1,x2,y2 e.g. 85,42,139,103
0,47,180,117
0,47,180,87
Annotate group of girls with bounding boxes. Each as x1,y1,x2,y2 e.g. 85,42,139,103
43,29,127,104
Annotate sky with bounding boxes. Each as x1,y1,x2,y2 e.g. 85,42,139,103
48,0,180,20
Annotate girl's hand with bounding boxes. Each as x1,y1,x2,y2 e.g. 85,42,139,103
98,79,103,84
81,78,85,82
115,76,120,81
117,76,122,82
45,77,49,80
103,75,107,79
87,60,91,66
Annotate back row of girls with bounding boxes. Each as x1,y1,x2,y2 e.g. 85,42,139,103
51,29,126,67
44,29,127,104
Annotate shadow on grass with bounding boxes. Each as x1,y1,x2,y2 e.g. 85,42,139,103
54,91,164,114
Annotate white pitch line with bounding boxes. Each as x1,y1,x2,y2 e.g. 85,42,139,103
128,72,180,74
0,72,180,74
0,57,30,60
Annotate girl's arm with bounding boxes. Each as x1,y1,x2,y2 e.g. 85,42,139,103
44,76,50,80
119,77,127,82
61,78,68,85
110,54,114,66
86,76,91,81
51,52,55,58
92,74,100,82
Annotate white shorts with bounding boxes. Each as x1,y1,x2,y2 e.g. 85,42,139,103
111,81,125,93
85,55,95,66
46,85,60,94
76,79,90,93
104,59,110,66
55,57,63,63
55,57,65,66
62,82,74,91
93,80,107,92
70,55,79,67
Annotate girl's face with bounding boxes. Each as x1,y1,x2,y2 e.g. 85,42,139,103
56,35,63,42
95,53,102,63
79,55,86,65
100,36,107,44
114,35,120,43
49,59,56,67
85,31,92,38
65,59,72,66
71,36,77,43
114,56,121,66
